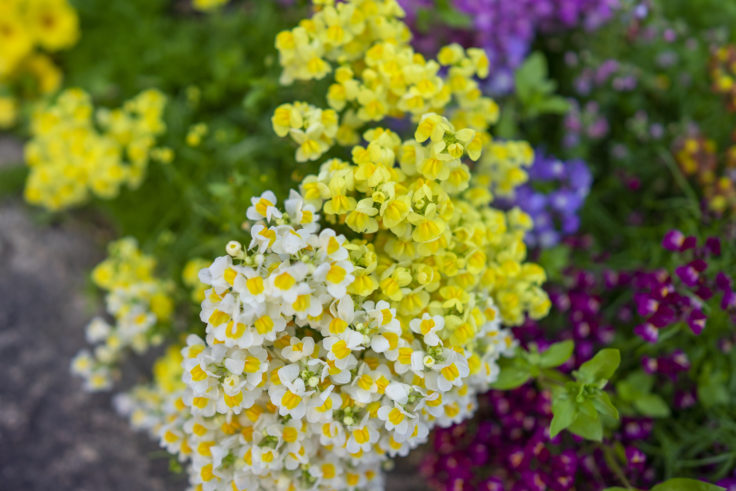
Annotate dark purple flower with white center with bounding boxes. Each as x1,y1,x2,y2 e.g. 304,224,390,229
675,263,700,287
479,477,505,491
634,292,659,316
642,356,658,374
687,309,706,334
635,322,659,342
622,418,653,440
625,446,647,471
662,229,685,251
674,390,698,409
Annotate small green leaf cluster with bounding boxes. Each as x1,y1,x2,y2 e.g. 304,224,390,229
549,348,621,441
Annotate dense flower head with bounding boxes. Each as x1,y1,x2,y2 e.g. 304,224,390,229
72,238,174,391
506,151,591,248
273,0,498,162
117,185,531,490
24,88,168,211
633,230,734,342
112,2,551,489
421,261,659,491
124,104,551,485
0,0,79,127
422,387,653,491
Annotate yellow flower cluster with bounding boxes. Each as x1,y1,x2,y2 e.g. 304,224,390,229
72,238,174,391
273,0,509,169
0,0,79,128
24,88,168,211
113,2,548,489
674,133,736,216
272,103,340,162
301,117,548,325
711,45,736,112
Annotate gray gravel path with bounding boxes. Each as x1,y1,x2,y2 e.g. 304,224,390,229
0,138,424,490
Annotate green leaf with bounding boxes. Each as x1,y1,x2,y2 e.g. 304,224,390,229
577,349,621,384
538,340,575,368
593,391,620,421
0,164,27,198
633,393,671,418
537,245,570,283
490,362,531,390
535,96,571,115
549,396,576,437
698,367,729,408
567,412,603,442
514,52,547,103
650,478,725,491
617,371,655,402
437,6,472,28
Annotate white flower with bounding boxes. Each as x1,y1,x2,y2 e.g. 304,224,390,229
281,335,316,362
246,191,282,222
409,313,444,346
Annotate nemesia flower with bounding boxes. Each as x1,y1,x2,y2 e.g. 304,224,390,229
24,88,168,211
0,0,79,128
111,1,552,489
72,238,174,391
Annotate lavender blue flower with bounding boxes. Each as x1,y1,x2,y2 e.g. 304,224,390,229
512,152,592,248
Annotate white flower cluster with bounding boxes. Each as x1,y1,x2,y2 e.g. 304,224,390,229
142,190,514,491
71,238,173,391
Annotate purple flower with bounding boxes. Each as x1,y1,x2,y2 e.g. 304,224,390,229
675,263,700,287
705,237,722,256
400,0,618,94
504,151,592,247
625,446,647,471
687,309,706,335
635,322,659,343
662,229,684,251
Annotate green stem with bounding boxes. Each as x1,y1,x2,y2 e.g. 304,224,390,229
602,443,634,489
657,147,701,220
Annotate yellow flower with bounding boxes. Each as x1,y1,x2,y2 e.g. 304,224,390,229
26,0,80,51
24,88,167,211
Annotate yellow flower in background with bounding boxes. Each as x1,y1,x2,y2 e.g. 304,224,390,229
183,258,211,303
24,88,167,211
25,0,80,51
192,0,229,12
73,238,174,391
0,3,34,78
0,0,79,127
